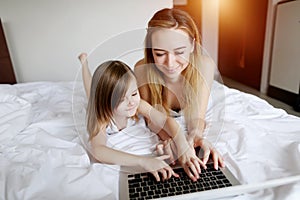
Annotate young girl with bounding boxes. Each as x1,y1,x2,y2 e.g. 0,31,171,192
78,53,204,182
134,8,225,170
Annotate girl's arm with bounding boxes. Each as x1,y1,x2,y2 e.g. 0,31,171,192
134,60,171,141
90,130,178,181
78,53,92,98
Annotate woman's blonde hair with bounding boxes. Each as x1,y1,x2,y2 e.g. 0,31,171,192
144,8,203,120
86,60,137,140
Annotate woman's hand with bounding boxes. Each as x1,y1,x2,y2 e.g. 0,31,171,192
139,155,179,182
177,145,206,182
156,139,206,182
194,136,225,170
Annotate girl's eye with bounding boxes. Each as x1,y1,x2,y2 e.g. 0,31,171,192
155,52,166,57
132,92,138,96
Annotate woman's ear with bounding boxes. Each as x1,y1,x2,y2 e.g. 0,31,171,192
190,38,195,53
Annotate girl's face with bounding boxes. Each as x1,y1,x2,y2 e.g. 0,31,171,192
151,28,194,82
113,78,140,119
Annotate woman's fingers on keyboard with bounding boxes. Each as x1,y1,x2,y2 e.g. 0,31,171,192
151,171,160,182
188,161,200,179
212,149,225,170
191,158,201,173
171,170,180,178
195,156,207,169
219,156,225,168
203,148,210,165
212,153,219,170
183,166,197,182
158,169,167,181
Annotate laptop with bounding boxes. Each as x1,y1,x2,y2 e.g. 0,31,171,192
119,148,241,200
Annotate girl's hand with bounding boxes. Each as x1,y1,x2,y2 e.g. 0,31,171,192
156,139,177,165
194,136,225,170
140,155,179,182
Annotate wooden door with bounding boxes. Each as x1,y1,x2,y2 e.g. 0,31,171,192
218,0,268,90
0,18,16,84
174,0,202,35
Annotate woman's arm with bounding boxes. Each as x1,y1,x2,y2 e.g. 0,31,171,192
138,99,206,181
78,53,92,98
135,60,206,181
187,55,214,140
187,55,225,169
90,130,178,181
138,100,188,151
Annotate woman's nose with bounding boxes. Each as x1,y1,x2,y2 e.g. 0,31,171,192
166,53,176,67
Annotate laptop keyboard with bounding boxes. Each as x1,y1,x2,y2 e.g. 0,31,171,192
127,163,232,200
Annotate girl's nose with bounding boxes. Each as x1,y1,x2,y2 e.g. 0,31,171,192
127,97,135,106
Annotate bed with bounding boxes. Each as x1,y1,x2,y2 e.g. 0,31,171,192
1,78,300,200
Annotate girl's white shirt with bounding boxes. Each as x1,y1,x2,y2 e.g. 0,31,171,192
105,115,159,155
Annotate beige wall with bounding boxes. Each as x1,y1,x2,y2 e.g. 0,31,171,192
201,0,219,65
0,0,172,82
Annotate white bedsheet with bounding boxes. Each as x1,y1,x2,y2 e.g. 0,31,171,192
0,81,299,200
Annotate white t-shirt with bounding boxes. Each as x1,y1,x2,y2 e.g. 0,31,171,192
105,116,159,155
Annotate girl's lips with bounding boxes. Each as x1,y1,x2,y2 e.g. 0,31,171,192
126,105,138,112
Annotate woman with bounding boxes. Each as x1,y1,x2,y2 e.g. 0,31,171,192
134,8,225,171
78,53,205,182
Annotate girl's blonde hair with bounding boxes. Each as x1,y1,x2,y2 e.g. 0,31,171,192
144,8,203,120
86,60,137,139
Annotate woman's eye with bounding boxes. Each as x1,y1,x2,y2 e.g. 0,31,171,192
175,51,184,55
132,92,138,96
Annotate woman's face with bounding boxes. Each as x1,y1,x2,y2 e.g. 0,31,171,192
151,28,194,82
113,78,140,119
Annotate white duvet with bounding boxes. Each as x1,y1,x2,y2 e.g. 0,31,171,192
0,81,299,200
